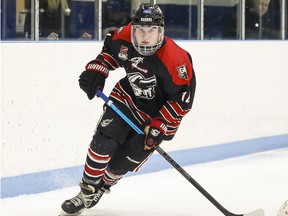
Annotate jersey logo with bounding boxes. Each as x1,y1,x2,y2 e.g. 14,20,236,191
118,45,128,61
130,57,147,73
176,64,188,80
150,128,161,137
128,72,156,99
100,118,113,127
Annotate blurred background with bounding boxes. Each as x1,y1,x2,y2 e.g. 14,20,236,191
1,0,287,41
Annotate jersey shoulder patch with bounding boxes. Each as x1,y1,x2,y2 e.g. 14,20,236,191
156,37,193,85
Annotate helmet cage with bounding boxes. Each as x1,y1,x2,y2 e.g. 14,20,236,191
131,25,164,56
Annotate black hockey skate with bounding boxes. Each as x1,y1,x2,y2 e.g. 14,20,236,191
59,181,110,216
59,192,85,216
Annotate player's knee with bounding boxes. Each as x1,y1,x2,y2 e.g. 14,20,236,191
90,130,118,155
97,106,132,145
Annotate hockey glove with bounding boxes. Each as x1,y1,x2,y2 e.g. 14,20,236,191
144,118,167,150
79,60,109,100
79,71,106,100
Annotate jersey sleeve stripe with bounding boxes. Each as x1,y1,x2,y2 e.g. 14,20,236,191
102,52,120,69
167,101,186,116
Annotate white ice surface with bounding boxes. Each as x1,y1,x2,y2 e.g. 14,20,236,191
1,148,287,216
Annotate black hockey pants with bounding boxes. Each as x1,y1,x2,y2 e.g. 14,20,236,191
83,105,153,186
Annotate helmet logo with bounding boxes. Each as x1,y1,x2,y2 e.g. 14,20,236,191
141,17,152,22
143,9,152,14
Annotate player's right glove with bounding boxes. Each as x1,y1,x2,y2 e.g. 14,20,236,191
79,60,109,100
144,117,167,150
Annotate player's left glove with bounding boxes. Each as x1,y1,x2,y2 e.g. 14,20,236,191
79,60,109,100
144,117,167,150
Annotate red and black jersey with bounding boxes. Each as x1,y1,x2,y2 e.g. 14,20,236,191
89,23,196,140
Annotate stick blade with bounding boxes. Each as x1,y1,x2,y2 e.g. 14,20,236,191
243,208,265,216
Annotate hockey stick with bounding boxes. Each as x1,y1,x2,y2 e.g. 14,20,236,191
96,89,264,216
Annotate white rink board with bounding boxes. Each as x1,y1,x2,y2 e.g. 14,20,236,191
1,41,288,177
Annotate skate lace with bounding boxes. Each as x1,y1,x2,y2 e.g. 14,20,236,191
82,189,104,205
69,194,84,207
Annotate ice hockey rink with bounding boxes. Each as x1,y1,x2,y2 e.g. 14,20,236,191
1,147,287,216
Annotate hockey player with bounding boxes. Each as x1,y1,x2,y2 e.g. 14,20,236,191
59,4,196,216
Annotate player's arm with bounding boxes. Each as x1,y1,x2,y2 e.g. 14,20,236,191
79,32,120,99
144,67,196,150
158,75,196,140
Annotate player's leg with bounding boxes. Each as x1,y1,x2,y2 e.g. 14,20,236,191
102,132,154,186
59,130,118,216
59,106,132,215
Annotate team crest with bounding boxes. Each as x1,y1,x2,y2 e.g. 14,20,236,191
128,73,156,99
118,45,128,61
176,64,188,80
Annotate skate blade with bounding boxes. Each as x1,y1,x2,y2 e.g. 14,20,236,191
58,209,83,216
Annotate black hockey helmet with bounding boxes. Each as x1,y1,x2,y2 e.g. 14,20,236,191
131,4,165,56
132,4,165,27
